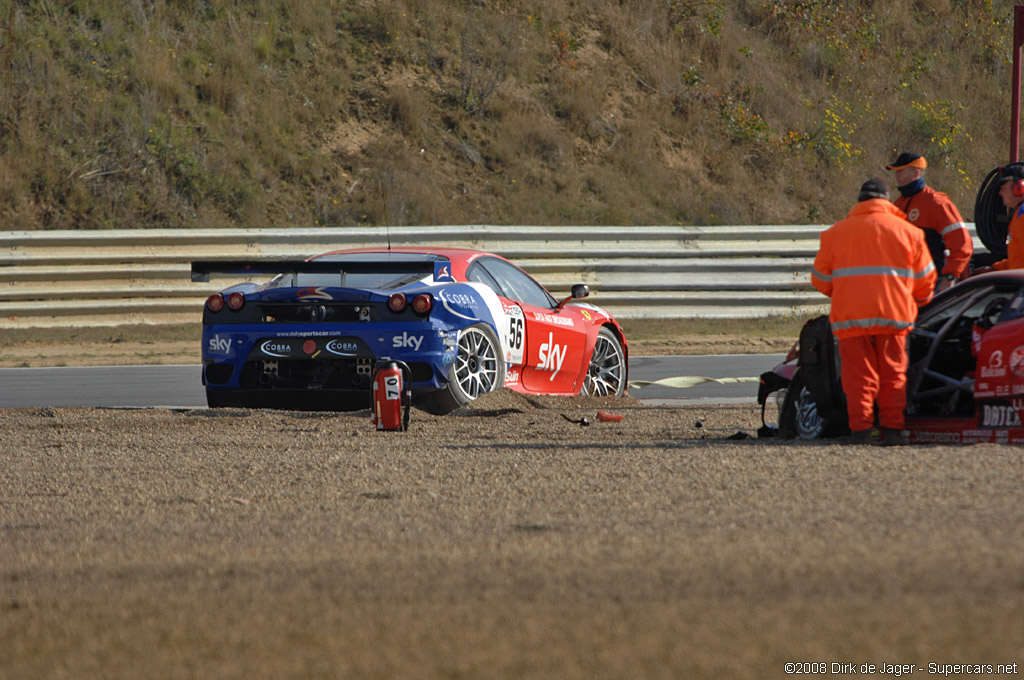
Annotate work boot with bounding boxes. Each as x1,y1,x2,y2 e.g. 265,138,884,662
882,428,909,447
847,429,876,445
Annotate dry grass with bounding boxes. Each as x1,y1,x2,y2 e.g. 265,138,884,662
0,317,808,349
0,1,1014,230
619,314,810,342
0,317,807,367
0,324,201,347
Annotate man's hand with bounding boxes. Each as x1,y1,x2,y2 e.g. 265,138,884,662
970,265,995,278
936,276,955,292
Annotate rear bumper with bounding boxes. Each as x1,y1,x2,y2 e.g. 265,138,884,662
201,322,459,394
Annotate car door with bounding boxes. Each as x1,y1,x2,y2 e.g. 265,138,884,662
973,285,1024,402
466,257,588,394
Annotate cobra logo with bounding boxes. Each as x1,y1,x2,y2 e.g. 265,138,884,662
261,340,293,357
326,339,359,356
438,289,480,321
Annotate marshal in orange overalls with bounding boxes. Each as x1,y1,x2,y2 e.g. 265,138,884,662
812,198,936,432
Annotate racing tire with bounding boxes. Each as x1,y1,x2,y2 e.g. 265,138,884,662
418,322,505,415
205,389,237,409
581,327,627,397
778,370,826,440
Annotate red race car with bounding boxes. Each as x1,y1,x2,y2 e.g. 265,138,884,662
759,270,1024,444
194,247,628,413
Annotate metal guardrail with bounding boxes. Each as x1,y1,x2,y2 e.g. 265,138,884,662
0,225,980,327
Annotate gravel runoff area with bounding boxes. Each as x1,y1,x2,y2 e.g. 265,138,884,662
2,389,1023,679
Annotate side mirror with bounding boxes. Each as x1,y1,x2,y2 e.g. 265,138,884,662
555,283,590,309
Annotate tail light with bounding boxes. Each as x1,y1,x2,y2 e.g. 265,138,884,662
411,293,433,315
226,292,246,311
206,293,225,312
387,293,408,313
785,344,799,363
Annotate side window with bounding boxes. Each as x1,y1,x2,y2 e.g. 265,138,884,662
1000,285,1024,323
465,261,503,296
478,257,556,308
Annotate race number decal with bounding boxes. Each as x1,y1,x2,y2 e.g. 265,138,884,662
503,303,526,365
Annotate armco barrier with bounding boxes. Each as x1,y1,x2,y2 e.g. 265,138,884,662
0,225,980,328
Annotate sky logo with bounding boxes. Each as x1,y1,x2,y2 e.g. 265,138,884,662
208,335,231,354
537,332,567,380
393,332,424,351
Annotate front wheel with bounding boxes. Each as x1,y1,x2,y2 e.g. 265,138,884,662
581,327,627,397
418,323,505,415
778,370,825,439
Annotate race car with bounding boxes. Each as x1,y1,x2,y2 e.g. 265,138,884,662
191,247,628,413
759,270,1024,444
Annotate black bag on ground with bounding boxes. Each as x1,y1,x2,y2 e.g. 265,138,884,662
797,315,846,425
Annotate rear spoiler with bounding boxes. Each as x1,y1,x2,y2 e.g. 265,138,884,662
190,259,441,283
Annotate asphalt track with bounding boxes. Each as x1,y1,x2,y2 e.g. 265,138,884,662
0,354,783,409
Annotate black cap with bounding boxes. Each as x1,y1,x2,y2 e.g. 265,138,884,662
1001,165,1024,183
886,151,927,171
858,177,890,202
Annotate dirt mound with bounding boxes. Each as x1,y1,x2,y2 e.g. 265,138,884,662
450,387,642,416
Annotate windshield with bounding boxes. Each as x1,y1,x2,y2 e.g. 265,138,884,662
916,282,1024,333
265,253,446,291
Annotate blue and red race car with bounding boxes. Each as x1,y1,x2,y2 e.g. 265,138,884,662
192,247,628,413
759,270,1024,444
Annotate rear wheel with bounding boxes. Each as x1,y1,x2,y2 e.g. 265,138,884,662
205,389,236,408
581,327,626,397
418,323,505,414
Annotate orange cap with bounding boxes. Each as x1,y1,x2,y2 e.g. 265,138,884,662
886,152,927,171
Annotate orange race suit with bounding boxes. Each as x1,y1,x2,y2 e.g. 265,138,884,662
811,199,936,431
991,202,1024,271
894,184,972,278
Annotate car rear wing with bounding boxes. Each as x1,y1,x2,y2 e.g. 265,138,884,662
190,259,442,283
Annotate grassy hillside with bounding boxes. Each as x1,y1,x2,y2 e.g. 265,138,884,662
0,0,1016,231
